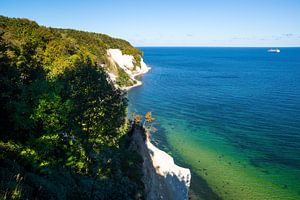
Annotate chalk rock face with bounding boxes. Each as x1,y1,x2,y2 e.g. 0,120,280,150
107,72,117,82
130,127,191,200
139,58,151,75
107,49,135,72
106,49,151,90
146,141,191,200
107,49,150,76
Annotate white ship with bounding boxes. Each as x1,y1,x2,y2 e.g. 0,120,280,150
267,48,280,53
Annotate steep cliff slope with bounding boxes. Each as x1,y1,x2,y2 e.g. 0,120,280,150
107,49,150,89
129,126,191,200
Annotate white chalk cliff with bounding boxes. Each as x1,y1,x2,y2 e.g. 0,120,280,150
130,127,191,200
107,49,151,90
146,141,191,200
107,49,191,199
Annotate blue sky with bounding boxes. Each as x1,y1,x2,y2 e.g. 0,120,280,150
1,0,300,47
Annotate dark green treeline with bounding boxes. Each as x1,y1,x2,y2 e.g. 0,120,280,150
0,16,144,199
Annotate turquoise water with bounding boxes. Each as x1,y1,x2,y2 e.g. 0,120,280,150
128,47,300,200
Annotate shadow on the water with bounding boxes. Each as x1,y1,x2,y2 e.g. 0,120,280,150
149,123,221,200
189,171,221,200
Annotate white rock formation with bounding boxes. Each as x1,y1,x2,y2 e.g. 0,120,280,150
146,141,191,200
107,72,117,82
107,49,135,72
130,127,191,200
138,58,151,75
107,49,151,90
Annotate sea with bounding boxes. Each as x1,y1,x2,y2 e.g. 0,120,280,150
128,47,300,200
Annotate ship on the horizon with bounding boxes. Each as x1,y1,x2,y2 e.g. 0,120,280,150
267,48,280,53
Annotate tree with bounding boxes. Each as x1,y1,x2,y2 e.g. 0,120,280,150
0,16,144,199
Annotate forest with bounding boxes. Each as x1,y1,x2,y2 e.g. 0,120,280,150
0,16,144,199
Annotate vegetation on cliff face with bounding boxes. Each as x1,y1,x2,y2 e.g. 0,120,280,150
0,16,144,199
116,67,136,87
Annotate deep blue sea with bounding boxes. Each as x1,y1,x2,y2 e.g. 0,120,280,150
128,47,300,200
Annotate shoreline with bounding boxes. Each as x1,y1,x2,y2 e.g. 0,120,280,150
106,48,151,91
119,48,300,200
122,66,151,91
125,63,191,199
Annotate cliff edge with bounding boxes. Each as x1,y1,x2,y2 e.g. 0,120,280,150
129,126,191,200
107,49,151,90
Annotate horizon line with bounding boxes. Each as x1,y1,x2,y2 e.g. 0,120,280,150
135,46,300,48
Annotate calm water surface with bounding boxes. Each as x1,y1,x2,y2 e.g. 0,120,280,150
128,47,300,200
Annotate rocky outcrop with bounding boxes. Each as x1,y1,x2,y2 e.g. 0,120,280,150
130,126,191,200
106,49,151,90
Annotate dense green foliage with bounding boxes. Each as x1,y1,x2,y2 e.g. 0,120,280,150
0,16,144,199
116,67,136,87
0,15,142,81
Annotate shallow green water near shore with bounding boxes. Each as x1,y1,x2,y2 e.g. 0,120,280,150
162,119,299,199
128,47,300,199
